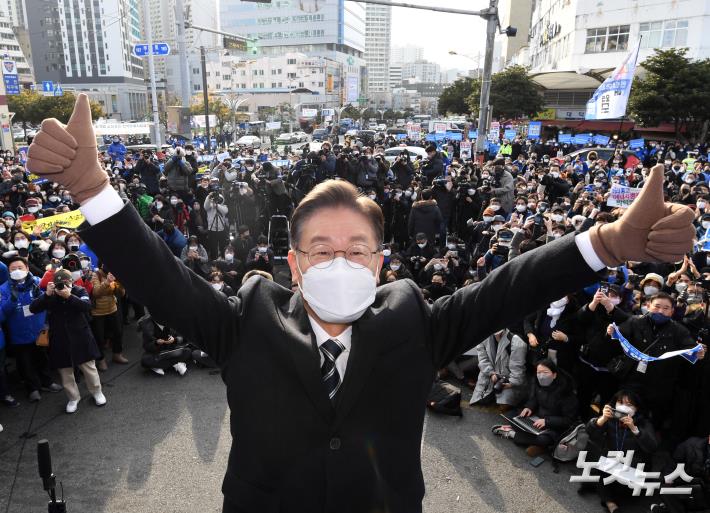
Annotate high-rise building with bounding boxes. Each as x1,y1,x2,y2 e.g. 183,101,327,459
0,9,31,85
388,65,401,89
26,0,147,120
220,0,366,104
364,2,391,93
390,44,423,65
1,0,26,27
496,0,532,70
401,60,441,84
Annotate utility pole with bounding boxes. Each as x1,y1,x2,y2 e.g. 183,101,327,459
142,0,161,146
175,0,191,107
475,0,498,155
201,46,210,149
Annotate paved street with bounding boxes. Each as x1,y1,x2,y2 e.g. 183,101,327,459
0,320,651,513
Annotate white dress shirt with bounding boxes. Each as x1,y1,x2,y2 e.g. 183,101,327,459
307,315,352,381
80,184,608,273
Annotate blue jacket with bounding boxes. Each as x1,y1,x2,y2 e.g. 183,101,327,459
0,261,8,286
0,275,46,345
108,142,127,161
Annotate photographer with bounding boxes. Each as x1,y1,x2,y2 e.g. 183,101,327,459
204,189,230,260
421,145,444,185
470,328,527,410
164,147,193,198
181,235,210,279
404,232,435,280
246,235,274,275
356,149,379,191
390,186,412,247
391,150,414,188
136,150,160,195
407,188,443,247
29,269,105,414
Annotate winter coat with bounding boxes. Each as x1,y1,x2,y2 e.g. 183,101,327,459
616,314,697,400
181,243,210,277
431,187,455,221
391,160,414,188
136,159,161,195
421,153,444,182
491,169,515,213
523,373,577,441
29,285,100,369
158,228,187,257
407,199,443,244
471,331,527,405
667,437,710,478
586,415,658,467
0,275,46,345
204,195,229,232
91,272,121,317
164,156,192,192
576,302,630,368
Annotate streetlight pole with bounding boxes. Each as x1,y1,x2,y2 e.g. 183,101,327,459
475,0,498,155
141,0,161,147
200,46,210,149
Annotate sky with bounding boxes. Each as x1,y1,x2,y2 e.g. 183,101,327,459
389,0,489,70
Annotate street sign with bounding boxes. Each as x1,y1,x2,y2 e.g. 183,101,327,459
2,60,19,95
53,84,63,97
133,43,170,57
42,81,53,93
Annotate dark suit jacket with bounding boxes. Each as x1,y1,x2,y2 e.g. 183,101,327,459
80,203,599,513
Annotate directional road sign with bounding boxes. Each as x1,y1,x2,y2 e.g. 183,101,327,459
53,84,63,97
133,43,171,57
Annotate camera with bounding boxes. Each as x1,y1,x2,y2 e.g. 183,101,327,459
611,408,626,420
55,282,66,291
493,375,509,393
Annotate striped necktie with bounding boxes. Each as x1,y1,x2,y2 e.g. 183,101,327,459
320,338,345,402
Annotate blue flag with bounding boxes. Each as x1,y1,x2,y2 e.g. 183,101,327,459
611,324,703,364
586,39,641,120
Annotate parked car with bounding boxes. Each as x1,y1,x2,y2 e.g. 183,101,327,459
236,135,261,148
311,128,329,142
563,148,640,168
383,146,428,164
276,132,296,144
345,129,359,137
292,131,309,142
296,141,323,154
367,123,378,130
377,123,387,131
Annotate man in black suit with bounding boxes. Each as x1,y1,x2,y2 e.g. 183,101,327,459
25,95,695,513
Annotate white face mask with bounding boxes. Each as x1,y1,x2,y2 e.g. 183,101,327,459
225,253,234,262
489,204,500,211
80,260,90,269
71,270,82,281
492,224,503,232
643,285,659,296
516,204,526,212
155,202,163,210
698,201,706,210
417,242,426,249
390,263,400,271
225,171,238,182
483,216,494,223
382,249,391,257
551,214,564,223
615,403,636,417
170,198,179,206
10,269,27,281
52,249,66,259
212,282,223,291
14,239,28,249
298,257,377,324
27,206,40,213
703,221,710,230
467,189,475,196
675,282,689,293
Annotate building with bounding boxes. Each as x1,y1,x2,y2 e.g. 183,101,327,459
1,0,26,27
388,64,402,89
391,87,420,112
0,9,31,85
496,0,532,69
524,0,710,132
401,60,442,84
364,2,391,93
26,0,147,120
390,44,423,65
220,0,366,105
211,52,342,119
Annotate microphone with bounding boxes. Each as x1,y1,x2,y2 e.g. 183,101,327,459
37,439,67,512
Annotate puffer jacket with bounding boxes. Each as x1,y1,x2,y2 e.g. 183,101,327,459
164,156,192,192
0,275,46,345
204,195,229,232
407,199,443,243
91,272,120,316
523,372,577,441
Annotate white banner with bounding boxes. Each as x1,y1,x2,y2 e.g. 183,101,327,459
191,115,217,128
586,39,641,120
265,121,282,130
94,122,152,135
301,108,317,118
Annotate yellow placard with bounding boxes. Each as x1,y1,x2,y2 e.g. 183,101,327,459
21,210,86,233
534,108,557,120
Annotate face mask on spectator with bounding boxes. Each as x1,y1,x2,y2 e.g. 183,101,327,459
225,252,234,262
703,221,710,230
52,248,66,259
10,269,27,281
516,204,526,212
80,259,90,270
551,214,564,223
417,242,426,249
615,403,636,417
404,190,412,197
71,270,81,281
492,223,503,232
551,171,560,179
390,263,400,271
68,242,80,252
28,206,40,213
170,197,178,206
537,373,554,387
155,201,163,210
698,201,706,210
489,204,500,211
643,285,659,296
675,282,689,293
4,219,13,228
483,215,494,223
382,249,391,257
609,296,621,306
212,282,223,291
467,189,475,196
14,238,28,249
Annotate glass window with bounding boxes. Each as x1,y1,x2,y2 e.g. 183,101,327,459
641,19,688,48
585,25,629,53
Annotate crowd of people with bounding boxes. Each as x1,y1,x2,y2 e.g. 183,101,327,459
3,128,710,512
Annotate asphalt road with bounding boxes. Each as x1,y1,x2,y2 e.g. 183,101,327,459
0,321,653,513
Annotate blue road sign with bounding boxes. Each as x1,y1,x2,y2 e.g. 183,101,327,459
133,43,170,57
53,84,63,97
42,81,53,93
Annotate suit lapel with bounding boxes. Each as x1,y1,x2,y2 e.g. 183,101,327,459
281,293,334,424
333,313,380,429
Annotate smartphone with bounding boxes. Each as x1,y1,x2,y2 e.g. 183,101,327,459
529,456,545,467
599,284,609,295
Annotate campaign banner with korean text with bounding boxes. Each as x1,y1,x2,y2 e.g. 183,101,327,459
607,184,642,208
527,121,542,139
21,210,86,233
586,39,641,120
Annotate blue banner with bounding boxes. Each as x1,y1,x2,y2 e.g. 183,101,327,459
435,133,447,142
574,134,592,145
446,131,463,141
504,129,517,140
468,130,478,139
396,133,408,140
527,121,542,139
629,138,645,149
611,324,703,364
425,134,436,142
558,134,572,144
593,135,611,146
270,159,291,168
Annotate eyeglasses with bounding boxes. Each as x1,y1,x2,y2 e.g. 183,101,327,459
296,244,380,270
